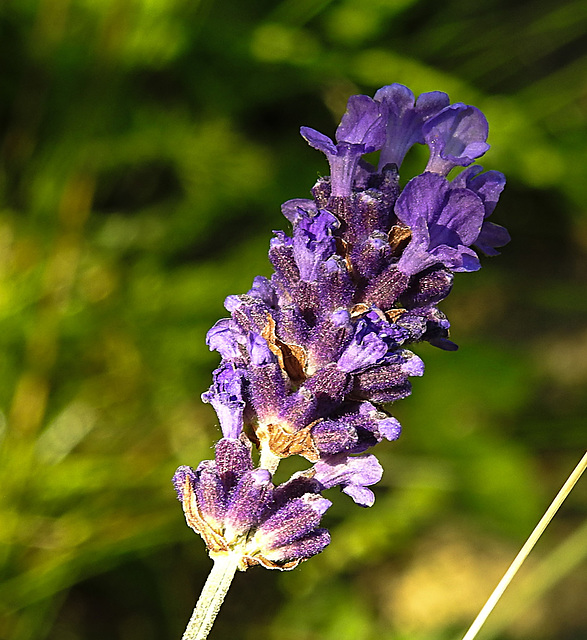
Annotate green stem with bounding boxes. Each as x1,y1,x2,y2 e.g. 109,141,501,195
181,554,239,640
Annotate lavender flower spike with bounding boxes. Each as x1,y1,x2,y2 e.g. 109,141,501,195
173,82,507,640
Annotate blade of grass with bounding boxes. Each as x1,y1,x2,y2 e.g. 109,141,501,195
460,450,587,640
480,516,587,638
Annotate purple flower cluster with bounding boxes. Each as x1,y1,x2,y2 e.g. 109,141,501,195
173,83,508,571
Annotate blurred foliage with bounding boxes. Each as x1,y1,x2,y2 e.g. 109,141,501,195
0,0,586,639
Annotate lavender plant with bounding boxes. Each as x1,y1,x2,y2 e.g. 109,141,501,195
172,83,509,640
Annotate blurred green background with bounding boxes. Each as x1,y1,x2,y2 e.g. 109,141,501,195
0,0,586,639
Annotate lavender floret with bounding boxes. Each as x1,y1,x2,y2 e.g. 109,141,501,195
174,83,507,571
395,172,486,275
173,438,330,570
424,103,490,175
300,94,386,197
375,83,450,169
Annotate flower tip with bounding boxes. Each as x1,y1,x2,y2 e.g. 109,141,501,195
342,484,376,507
430,337,459,351
402,352,425,377
303,493,332,516
300,126,336,155
172,465,196,501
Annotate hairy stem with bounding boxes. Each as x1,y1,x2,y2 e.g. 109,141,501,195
181,554,239,640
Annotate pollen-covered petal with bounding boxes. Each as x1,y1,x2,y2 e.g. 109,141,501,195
260,528,331,568
172,461,229,553
307,308,353,373
352,350,423,403
304,362,351,401
214,438,253,492
309,401,400,457
311,419,359,455
401,267,454,308
269,231,300,294
172,465,197,502
255,493,331,549
248,358,288,426
268,473,323,512
316,255,355,314
192,460,227,528
224,468,273,543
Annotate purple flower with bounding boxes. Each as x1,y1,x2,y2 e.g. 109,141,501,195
375,83,450,169
281,198,317,224
247,332,276,366
424,104,490,175
175,82,507,573
301,94,386,197
337,312,409,373
173,438,331,570
206,318,244,361
395,172,486,275
313,453,383,507
311,401,401,456
250,492,331,566
452,165,510,256
201,362,246,439
337,318,390,373
292,206,339,281
247,275,278,306
246,332,288,425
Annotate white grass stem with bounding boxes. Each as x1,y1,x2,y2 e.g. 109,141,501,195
181,554,239,640
479,517,587,638
460,450,587,640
